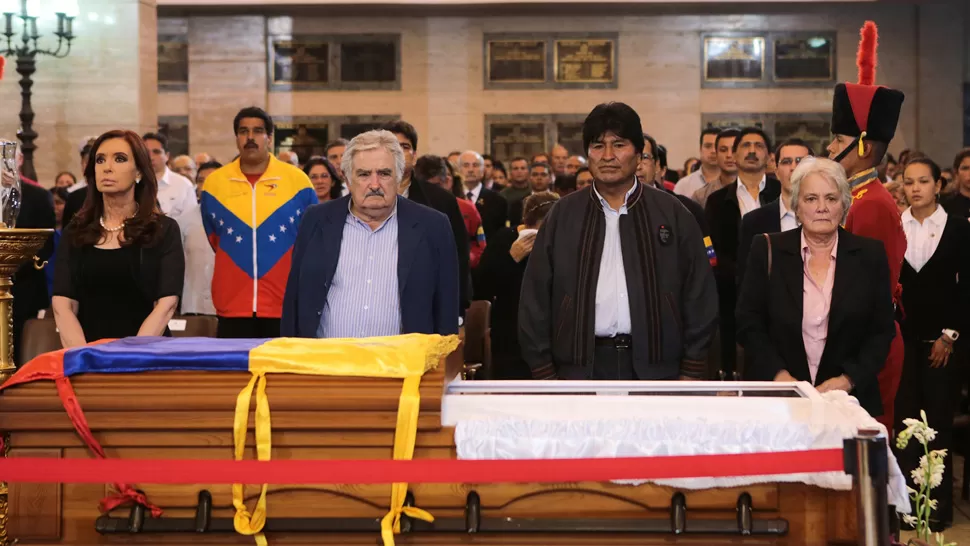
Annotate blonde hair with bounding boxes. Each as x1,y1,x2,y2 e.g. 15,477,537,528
790,157,852,224
341,130,406,185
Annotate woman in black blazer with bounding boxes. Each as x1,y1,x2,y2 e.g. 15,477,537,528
52,130,184,347
474,192,559,379
895,158,970,530
737,158,895,417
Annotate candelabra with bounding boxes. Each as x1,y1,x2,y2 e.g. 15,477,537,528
2,0,76,181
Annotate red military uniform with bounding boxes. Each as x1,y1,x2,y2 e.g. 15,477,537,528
845,168,906,430
832,21,907,430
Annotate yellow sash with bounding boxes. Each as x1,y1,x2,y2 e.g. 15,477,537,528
231,334,460,546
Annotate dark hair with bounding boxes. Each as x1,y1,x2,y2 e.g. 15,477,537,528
530,161,552,174
380,120,418,150
522,192,560,227
302,157,344,200
324,139,349,155
71,130,163,247
141,132,168,152
414,154,448,182
870,141,889,166
641,132,657,160
509,156,529,166
198,160,223,173
576,166,591,178
904,157,943,183
531,153,550,163
445,160,463,198
885,153,897,165
482,153,492,162
491,160,506,177
51,186,69,203
953,148,970,172
656,144,669,171
732,126,772,154
233,106,274,136
554,173,576,194
582,102,645,156
55,171,77,185
715,128,741,150
80,138,96,159
774,138,815,162
700,127,721,146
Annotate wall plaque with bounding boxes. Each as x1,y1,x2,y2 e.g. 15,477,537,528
488,123,547,164
487,40,546,83
275,121,329,165
554,39,614,83
158,116,189,158
774,116,831,157
271,38,329,85
703,36,765,83
340,41,397,83
157,35,188,91
773,35,834,82
556,122,585,157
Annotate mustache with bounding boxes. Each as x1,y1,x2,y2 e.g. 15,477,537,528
365,189,385,198
744,153,759,161
244,141,258,149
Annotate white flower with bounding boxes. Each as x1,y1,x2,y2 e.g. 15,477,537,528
902,514,919,526
927,498,939,510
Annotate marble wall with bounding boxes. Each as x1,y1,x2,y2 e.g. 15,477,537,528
0,0,157,186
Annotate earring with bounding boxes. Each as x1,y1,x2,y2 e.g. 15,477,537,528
135,176,141,184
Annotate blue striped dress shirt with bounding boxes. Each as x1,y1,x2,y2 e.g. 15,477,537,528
317,205,401,338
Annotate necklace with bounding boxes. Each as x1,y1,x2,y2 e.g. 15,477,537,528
100,205,139,233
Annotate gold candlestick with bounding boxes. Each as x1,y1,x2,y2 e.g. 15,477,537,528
0,228,53,385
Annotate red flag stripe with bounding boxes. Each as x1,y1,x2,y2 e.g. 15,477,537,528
0,449,845,485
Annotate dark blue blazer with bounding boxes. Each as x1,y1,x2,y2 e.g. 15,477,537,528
281,195,460,338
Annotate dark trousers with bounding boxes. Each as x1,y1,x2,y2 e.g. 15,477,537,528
893,338,963,526
216,316,281,339
591,336,637,380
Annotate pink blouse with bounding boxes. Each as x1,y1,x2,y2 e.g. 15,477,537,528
801,232,838,384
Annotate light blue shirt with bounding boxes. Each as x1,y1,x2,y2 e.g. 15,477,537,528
592,182,637,337
317,204,401,338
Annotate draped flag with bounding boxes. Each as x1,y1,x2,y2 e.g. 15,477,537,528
0,334,460,546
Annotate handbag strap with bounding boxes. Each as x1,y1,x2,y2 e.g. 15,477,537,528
762,233,772,277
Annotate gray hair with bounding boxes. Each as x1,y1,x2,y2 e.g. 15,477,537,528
341,129,406,185
790,157,852,224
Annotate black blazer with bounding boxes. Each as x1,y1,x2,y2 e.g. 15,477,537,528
736,228,896,416
737,199,782,283
899,213,970,342
705,177,781,281
408,179,470,315
12,182,55,364
62,185,87,228
473,187,508,238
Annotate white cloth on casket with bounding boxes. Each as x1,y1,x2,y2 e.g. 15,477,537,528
454,390,910,512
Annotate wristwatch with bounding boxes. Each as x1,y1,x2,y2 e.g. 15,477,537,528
943,329,960,342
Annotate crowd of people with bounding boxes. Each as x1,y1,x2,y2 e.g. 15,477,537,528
3,20,969,532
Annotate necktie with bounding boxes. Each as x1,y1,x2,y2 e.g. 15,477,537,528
466,191,474,201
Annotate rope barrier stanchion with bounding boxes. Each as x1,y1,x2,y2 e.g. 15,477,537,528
843,428,890,546
0,448,846,485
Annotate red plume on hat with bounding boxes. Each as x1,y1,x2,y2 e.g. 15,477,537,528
856,21,877,86
831,20,904,144
0,56,5,82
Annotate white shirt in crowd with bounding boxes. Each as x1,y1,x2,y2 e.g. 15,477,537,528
465,182,484,204
736,175,766,217
592,183,634,337
174,205,216,316
157,167,198,219
67,179,88,193
779,196,799,232
902,205,947,273
673,169,710,198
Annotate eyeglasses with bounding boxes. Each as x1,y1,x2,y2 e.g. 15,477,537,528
641,153,654,161
778,156,809,166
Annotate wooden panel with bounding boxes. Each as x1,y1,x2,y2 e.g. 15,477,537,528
8,448,62,540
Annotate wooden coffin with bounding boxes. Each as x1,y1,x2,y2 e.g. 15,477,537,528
0,350,857,545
